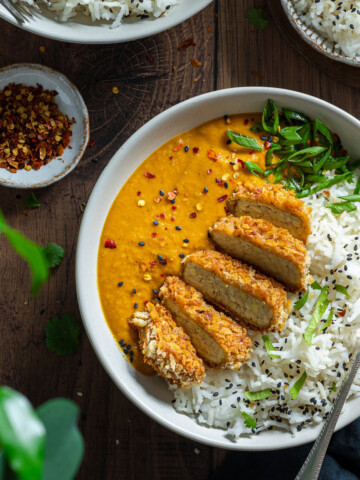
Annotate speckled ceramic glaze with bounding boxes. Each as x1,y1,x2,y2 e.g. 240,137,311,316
0,63,90,189
281,0,360,67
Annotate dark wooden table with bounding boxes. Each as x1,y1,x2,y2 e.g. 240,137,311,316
0,1,359,478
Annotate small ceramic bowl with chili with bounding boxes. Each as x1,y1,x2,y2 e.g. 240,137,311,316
0,63,90,189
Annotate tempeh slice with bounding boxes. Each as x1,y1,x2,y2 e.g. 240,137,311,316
129,302,205,389
209,215,310,292
159,276,252,371
226,183,311,244
182,250,291,332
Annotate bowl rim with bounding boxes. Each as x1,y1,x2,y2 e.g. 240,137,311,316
76,86,360,450
280,0,360,68
0,62,90,188
0,0,212,44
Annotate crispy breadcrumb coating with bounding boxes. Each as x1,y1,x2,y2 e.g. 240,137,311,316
209,215,310,292
183,250,292,332
160,276,252,371
129,302,205,389
226,183,311,244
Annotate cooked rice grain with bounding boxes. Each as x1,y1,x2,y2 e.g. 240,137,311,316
172,170,360,437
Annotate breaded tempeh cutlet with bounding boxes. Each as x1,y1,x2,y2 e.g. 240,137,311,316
209,215,310,292
182,250,292,333
226,183,311,244
159,276,252,371
129,302,205,389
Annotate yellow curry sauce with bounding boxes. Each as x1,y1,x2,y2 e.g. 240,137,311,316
98,113,269,374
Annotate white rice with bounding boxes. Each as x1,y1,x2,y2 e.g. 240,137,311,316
292,0,360,58
17,0,178,26
172,170,360,438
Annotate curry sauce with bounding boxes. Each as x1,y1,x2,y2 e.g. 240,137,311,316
97,113,268,373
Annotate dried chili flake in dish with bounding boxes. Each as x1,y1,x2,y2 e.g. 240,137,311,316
0,83,75,173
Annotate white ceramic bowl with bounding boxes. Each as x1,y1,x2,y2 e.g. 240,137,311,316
76,87,360,450
281,0,360,67
0,0,212,44
0,63,89,188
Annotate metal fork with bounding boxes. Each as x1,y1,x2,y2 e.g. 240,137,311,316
295,333,360,480
0,0,48,23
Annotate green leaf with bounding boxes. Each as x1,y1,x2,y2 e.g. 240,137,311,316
243,161,264,178
262,99,279,135
354,176,360,195
0,387,45,480
262,335,280,359
249,122,264,133
337,194,360,202
296,123,312,146
288,146,327,161
299,172,353,198
45,315,81,356
25,193,41,208
318,310,334,333
303,287,329,346
246,8,269,30
313,148,331,174
311,281,322,290
313,118,333,145
325,202,357,214
244,389,272,401
305,174,326,183
226,130,262,151
41,243,65,268
323,156,349,171
279,126,302,143
335,284,350,298
0,211,49,295
37,399,84,480
289,372,307,400
265,144,282,166
282,108,309,124
294,290,309,310
241,412,257,429
332,382,337,392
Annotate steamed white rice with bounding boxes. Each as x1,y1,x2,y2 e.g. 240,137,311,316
18,0,178,26
292,0,360,58
172,170,360,437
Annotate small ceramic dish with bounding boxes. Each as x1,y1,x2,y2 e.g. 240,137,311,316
0,63,90,189
281,0,360,67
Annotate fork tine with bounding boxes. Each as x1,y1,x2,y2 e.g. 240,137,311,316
0,0,26,23
15,2,33,17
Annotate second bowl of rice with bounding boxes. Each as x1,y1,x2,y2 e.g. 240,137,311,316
281,0,360,67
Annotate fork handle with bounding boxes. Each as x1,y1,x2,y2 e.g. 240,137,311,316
295,345,360,480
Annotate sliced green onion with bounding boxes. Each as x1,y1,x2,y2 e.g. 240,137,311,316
243,161,264,177
318,310,334,333
282,108,309,124
262,335,280,359
241,412,257,429
303,287,329,346
262,99,279,135
334,284,350,298
226,130,262,151
244,389,272,401
313,118,333,145
294,290,309,310
289,372,307,400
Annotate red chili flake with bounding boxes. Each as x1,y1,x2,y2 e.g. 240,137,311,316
143,300,149,306
88,139,96,147
208,150,219,161
193,147,200,153
160,213,166,219
190,58,202,68
104,240,117,249
146,53,155,64
207,169,212,174
169,155,174,160
251,70,265,79
144,171,156,179
307,140,312,146
151,232,157,238
160,273,165,278
238,159,245,168
173,141,183,152
244,119,249,125
323,190,330,197
172,205,177,210
217,195,228,203
264,141,272,150
338,309,346,317
137,191,141,196
190,212,197,218
178,38,197,50
249,150,255,155
171,216,175,221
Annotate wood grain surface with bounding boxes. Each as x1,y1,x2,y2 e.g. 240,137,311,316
0,1,359,479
